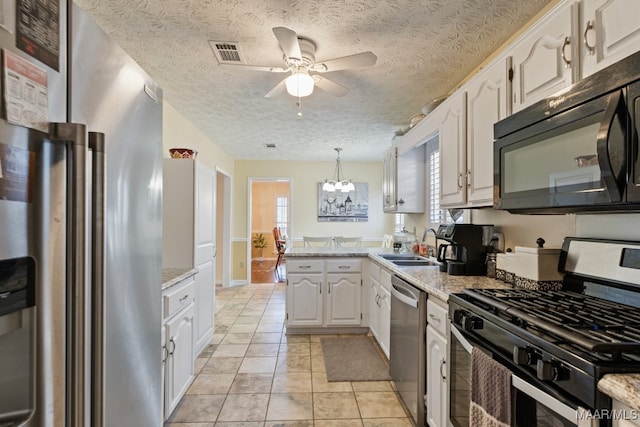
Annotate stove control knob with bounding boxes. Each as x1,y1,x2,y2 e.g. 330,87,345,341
513,347,535,366
453,310,466,324
536,360,562,381
462,315,483,331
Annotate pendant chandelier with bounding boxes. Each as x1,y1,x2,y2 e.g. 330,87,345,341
323,148,355,193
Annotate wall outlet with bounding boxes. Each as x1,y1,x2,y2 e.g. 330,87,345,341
239,261,244,268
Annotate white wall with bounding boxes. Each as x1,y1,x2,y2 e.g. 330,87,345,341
163,101,234,175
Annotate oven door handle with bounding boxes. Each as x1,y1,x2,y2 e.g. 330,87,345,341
450,325,473,353
512,376,597,426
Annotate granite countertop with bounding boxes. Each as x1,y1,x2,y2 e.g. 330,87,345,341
285,246,388,257
368,253,512,301
598,374,640,411
285,247,512,301
162,267,198,291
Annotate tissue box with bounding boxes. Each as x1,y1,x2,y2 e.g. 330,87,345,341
514,246,563,290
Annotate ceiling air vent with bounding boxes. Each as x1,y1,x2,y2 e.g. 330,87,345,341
209,41,245,64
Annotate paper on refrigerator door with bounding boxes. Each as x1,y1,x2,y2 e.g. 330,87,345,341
1,49,48,132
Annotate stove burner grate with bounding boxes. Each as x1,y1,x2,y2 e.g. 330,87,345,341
462,288,640,354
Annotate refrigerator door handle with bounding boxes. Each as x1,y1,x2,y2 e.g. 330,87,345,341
89,132,105,427
49,123,88,427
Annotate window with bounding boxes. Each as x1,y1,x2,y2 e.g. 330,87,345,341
426,136,457,224
275,196,288,236
394,213,405,233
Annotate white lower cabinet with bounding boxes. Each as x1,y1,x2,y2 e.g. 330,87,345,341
165,303,195,418
367,262,391,359
426,299,449,427
286,258,363,329
287,273,324,326
376,285,391,358
162,277,196,421
326,273,362,325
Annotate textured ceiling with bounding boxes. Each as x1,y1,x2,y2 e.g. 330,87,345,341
74,0,552,161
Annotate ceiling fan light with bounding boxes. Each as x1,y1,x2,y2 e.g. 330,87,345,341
285,72,314,97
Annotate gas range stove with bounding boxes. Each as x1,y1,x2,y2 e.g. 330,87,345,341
448,237,640,419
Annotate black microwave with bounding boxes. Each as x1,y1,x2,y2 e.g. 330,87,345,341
493,50,640,213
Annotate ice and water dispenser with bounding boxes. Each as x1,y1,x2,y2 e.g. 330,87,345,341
0,257,36,425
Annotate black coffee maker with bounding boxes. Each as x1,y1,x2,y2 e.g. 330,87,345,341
435,224,493,275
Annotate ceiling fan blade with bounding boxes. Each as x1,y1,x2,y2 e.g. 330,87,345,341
222,64,289,73
313,75,348,97
264,78,287,98
272,27,302,62
312,51,377,72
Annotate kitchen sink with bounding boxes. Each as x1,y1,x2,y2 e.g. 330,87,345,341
378,254,427,261
378,253,441,267
391,259,441,267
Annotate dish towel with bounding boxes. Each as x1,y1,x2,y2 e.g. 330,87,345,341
470,347,512,427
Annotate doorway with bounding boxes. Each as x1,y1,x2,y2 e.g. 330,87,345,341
247,178,292,284
216,168,232,287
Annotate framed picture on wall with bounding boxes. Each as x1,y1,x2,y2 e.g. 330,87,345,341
317,182,368,222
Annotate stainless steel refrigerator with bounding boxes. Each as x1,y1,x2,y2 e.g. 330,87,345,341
0,1,163,426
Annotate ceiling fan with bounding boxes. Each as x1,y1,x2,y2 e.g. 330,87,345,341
230,27,377,98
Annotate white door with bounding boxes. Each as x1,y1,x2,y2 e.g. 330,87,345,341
377,285,391,359
165,304,195,418
581,0,640,77
426,325,447,427
511,2,577,112
439,92,467,207
287,274,324,326
368,276,380,339
194,164,215,354
466,58,509,206
325,273,362,326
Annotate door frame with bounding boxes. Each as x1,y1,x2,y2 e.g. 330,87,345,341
247,177,293,283
216,167,232,287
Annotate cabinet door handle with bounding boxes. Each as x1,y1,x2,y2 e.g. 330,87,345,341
338,265,351,270
328,282,331,294
375,294,380,305
584,20,595,55
429,313,441,324
299,265,312,269
440,359,447,380
457,173,463,190
169,338,176,356
162,345,168,363
319,282,322,294
561,36,571,68
179,294,190,302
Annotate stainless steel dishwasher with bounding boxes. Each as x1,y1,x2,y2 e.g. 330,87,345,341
390,275,426,427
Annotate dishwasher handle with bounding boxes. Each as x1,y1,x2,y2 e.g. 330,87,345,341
391,283,419,308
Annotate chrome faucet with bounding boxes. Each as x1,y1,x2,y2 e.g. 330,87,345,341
422,227,438,257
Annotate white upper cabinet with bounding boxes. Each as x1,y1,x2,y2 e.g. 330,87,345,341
382,147,397,212
438,92,467,207
580,0,640,78
511,1,579,113
464,57,510,206
383,145,425,213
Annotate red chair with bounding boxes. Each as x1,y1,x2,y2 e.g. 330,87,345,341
273,227,286,280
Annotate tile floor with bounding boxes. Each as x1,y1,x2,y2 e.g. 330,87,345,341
166,282,412,427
